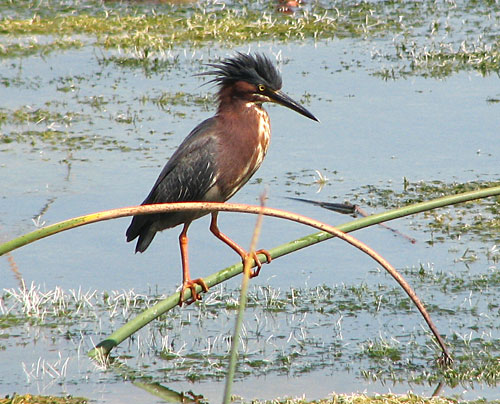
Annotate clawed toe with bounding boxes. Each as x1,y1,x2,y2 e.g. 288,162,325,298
179,278,209,306
248,249,272,278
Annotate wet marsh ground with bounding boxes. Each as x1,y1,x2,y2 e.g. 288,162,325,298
1,0,500,402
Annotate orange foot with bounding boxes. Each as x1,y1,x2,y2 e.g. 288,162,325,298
179,278,209,306
248,249,272,278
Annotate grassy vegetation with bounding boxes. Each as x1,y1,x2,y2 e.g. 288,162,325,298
0,1,498,154
245,395,497,404
2,261,500,389
0,395,87,404
0,184,498,399
350,180,500,244
0,0,498,77
1,1,498,402
0,39,83,58
4,393,498,404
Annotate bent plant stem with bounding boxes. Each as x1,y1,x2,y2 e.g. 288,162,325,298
70,203,454,362
1,185,499,257
3,186,499,359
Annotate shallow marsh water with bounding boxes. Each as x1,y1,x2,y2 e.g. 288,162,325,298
1,0,500,402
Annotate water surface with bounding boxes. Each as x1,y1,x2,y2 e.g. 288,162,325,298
1,2,499,402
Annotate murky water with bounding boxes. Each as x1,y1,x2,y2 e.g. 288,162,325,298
1,2,500,402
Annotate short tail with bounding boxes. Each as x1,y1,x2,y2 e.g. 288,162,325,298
126,217,156,253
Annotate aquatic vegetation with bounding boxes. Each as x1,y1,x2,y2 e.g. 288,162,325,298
0,39,83,58
0,0,498,77
0,395,87,404
2,271,500,388
351,180,500,244
1,1,499,401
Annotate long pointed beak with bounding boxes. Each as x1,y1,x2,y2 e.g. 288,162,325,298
269,89,319,122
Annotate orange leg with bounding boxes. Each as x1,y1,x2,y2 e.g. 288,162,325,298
209,212,272,278
178,222,208,306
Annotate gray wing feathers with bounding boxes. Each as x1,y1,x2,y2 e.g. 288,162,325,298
126,118,220,252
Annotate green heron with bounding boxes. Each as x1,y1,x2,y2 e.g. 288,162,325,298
126,53,318,305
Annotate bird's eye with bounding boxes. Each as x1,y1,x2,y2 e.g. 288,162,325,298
258,85,266,92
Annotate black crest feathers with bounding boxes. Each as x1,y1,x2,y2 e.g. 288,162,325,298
203,52,283,91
